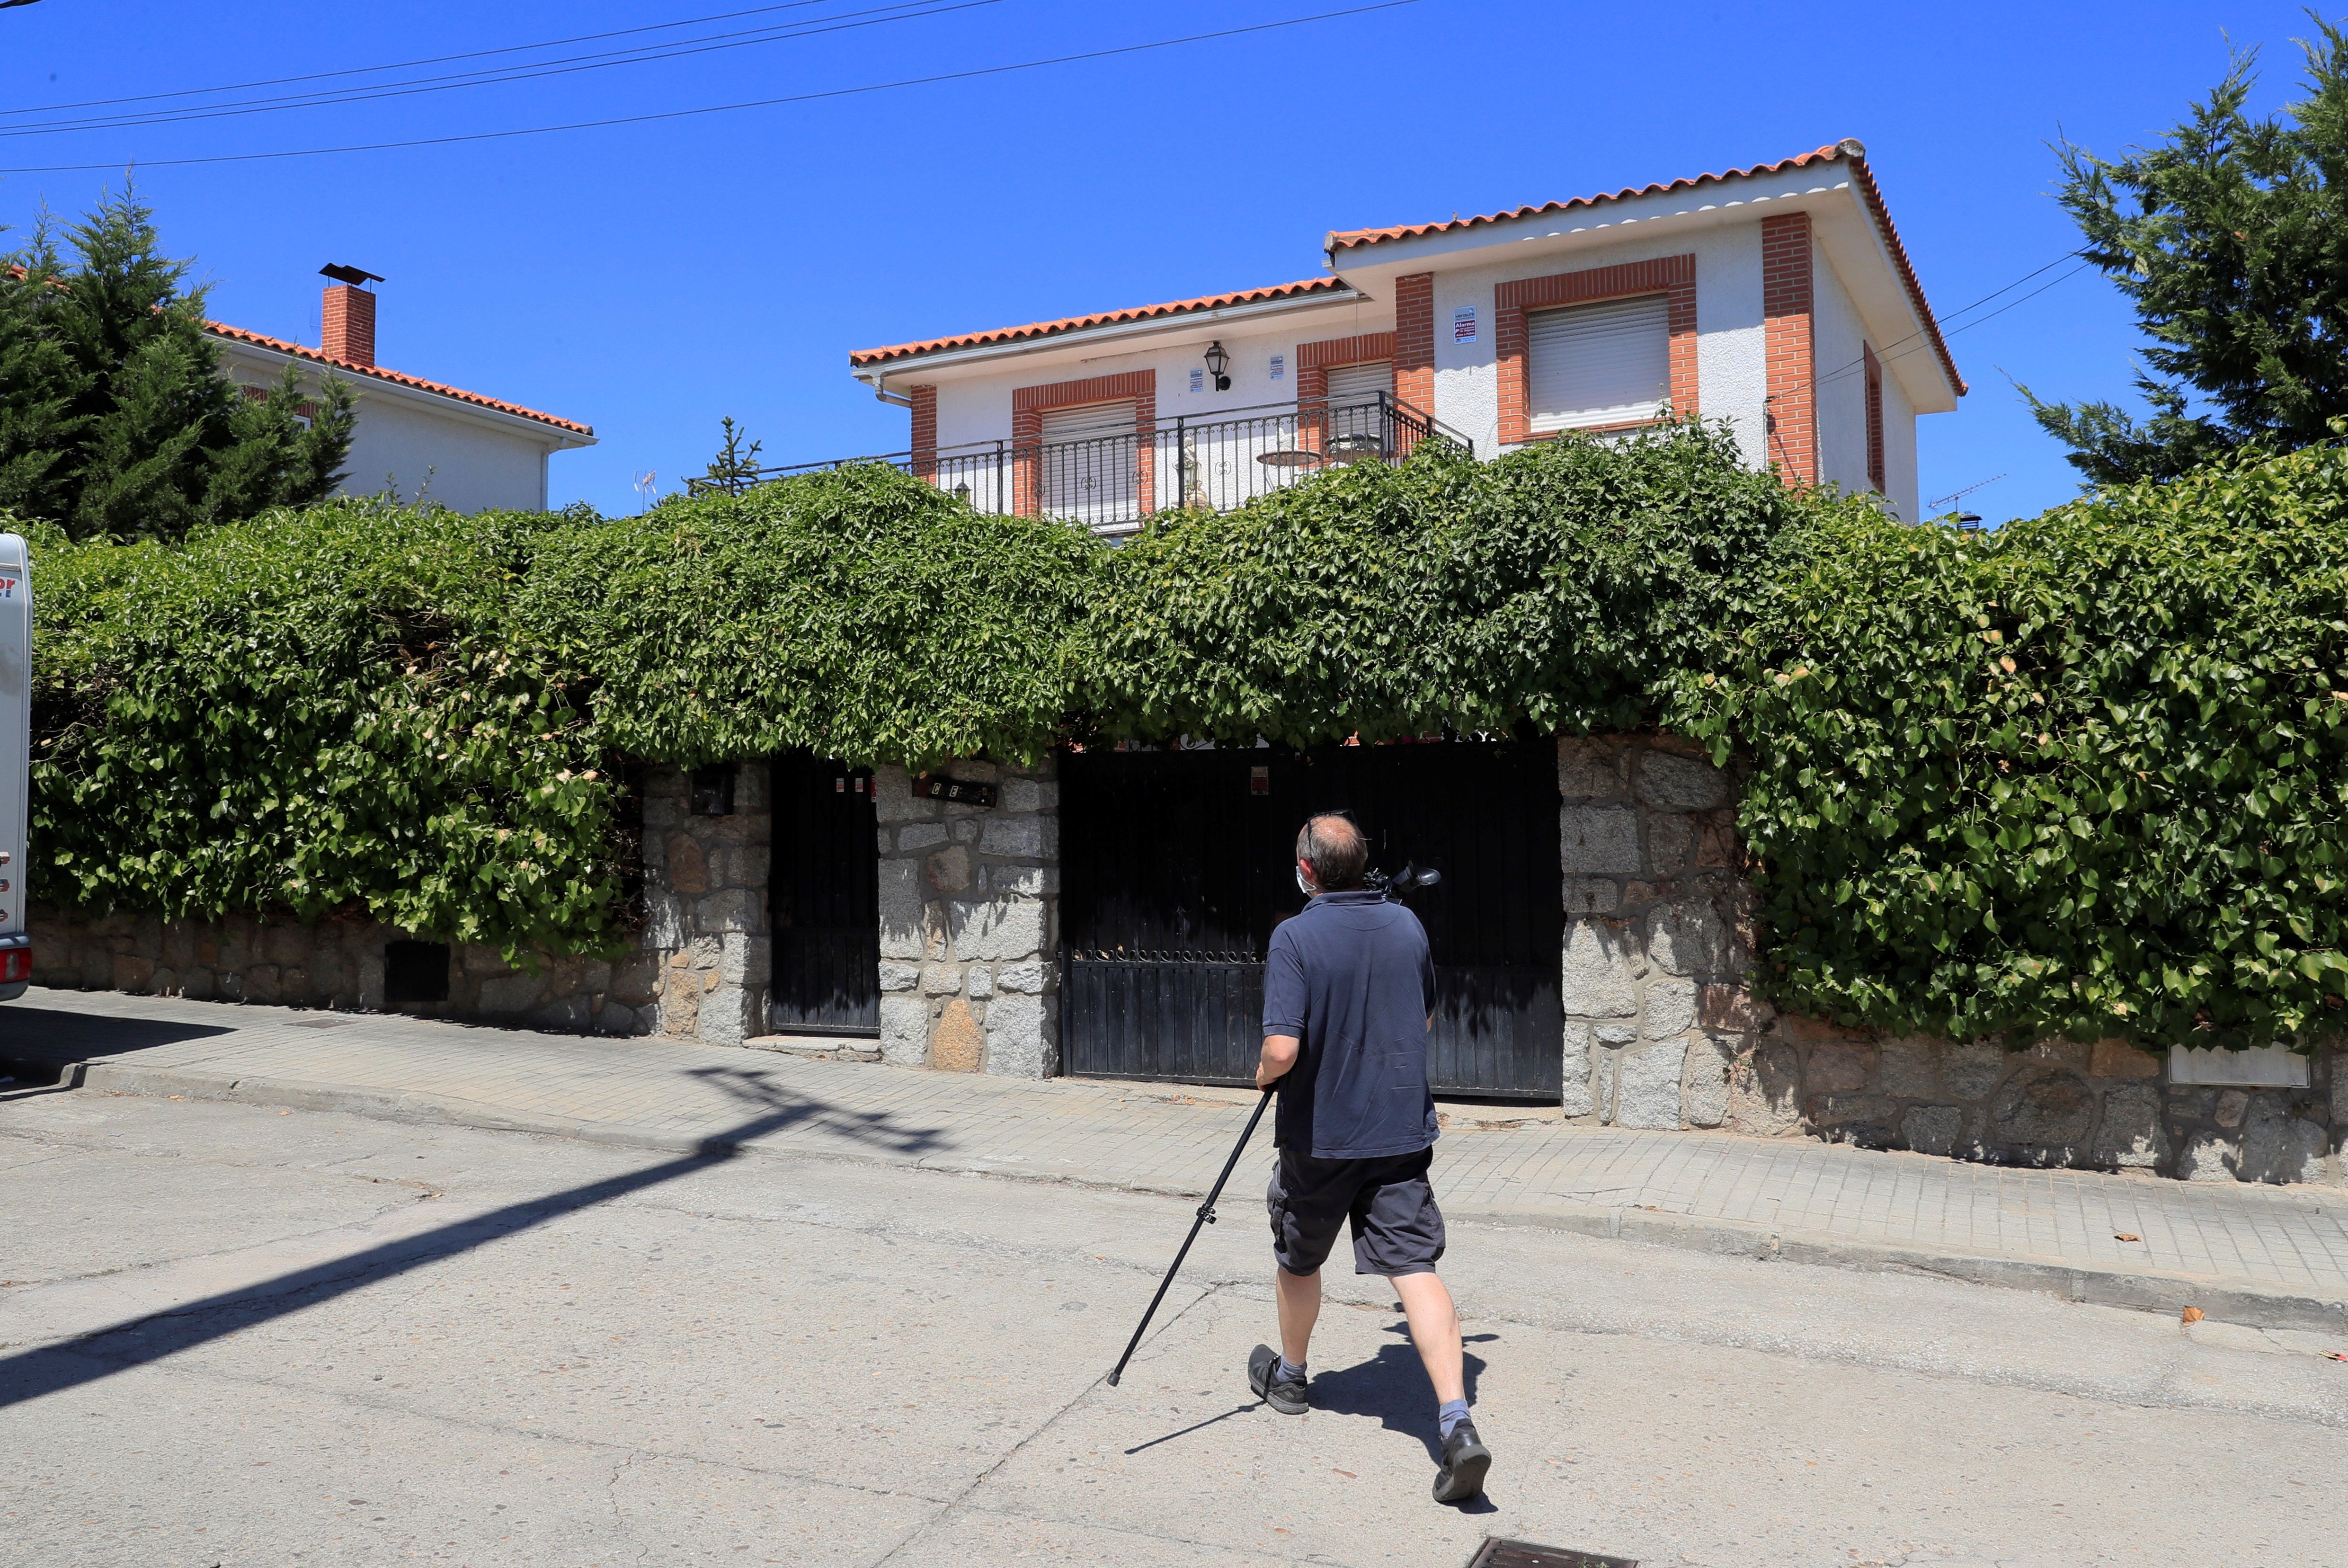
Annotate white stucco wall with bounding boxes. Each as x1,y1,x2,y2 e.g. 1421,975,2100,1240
336,392,553,512
1426,222,1770,466
1809,244,1873,509
1805,241,1918,521
925,307,1399,456
1882,362,1919,522
216,342,582,514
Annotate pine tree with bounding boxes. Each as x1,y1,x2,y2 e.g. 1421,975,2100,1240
700,416,766,494
2023,20,2348,485
0,187,356,539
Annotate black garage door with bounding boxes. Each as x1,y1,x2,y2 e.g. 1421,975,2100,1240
1059,741,1563,1098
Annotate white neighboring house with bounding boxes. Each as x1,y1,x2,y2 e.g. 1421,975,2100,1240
843,140,1961,527
207,271,595,513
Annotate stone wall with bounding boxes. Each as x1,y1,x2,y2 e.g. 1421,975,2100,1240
27,763,764,1045
872,757,1059,1078
638,762,772,1046
25,900,651,1029
1560,733,2348,1185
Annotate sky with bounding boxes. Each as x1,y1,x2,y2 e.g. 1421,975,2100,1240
0,0,2329,522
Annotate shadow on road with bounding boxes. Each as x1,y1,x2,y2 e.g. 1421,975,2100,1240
1306,1329,1494,1461
0,1069,951,1411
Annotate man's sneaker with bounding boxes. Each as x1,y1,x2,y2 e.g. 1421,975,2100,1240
1246,1344,1308,1415
1432,1418,1490,1503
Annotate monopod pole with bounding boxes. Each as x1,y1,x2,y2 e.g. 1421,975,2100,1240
1104,1086,1275,1388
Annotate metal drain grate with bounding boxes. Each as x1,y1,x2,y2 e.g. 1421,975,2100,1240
1468,1541,1638,1568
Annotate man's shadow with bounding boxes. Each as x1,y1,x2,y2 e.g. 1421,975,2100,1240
1304,1325,1498,1509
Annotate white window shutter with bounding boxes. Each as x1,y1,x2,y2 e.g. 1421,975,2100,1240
1324,360,1394,405
1526,295,1670,432
1036,400,1140,525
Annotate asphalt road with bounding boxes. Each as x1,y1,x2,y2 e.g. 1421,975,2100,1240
3,1087,2345,1568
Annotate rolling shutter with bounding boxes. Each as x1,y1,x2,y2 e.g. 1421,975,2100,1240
1036,399,1139,525
1526,294,1669,432
1324,359,1394,406
1039,400,1139,445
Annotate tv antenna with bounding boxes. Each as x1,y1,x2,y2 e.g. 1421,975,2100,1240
1927,473,2005,512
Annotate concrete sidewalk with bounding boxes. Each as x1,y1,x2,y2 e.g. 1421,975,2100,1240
9,986,2348,1333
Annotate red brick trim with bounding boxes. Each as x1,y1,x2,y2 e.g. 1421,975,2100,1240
908,384,938,479
1009,370,1157,518
1295,331,1396,453
1862,343,1885,493
1493,255,1695,446
1762,213,1817,487
1295,330,1397,405
1394,274,1434,413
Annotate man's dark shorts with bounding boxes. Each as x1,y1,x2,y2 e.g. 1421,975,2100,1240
1265,1146,1446,1277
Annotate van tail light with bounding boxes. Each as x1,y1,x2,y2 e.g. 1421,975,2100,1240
0,944,29,984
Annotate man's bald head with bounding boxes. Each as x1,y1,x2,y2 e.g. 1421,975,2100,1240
1296,813,1369,892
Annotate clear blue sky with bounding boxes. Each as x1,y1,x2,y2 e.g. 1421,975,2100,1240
0,0,2326,521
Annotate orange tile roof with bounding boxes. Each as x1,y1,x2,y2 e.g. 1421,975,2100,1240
848,276,1356,368
205,321,595,437
1327,142,1964,397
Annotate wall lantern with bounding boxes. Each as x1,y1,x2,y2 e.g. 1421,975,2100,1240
1203,340,1231,392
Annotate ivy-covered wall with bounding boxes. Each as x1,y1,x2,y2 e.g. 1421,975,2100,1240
21,424,2348,1069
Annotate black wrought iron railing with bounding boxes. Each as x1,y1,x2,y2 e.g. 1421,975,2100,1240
685,393,1472,530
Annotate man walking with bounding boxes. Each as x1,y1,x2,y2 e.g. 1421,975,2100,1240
1248,812,1489,1504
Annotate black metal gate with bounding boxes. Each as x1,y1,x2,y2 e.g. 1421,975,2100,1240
768,752,880,1036
1060,741,1563,1098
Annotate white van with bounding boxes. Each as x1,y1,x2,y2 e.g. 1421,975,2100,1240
0,533,28,1000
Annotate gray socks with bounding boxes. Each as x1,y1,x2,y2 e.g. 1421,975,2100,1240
1276,1355,1306,1383
1438,1398,1469,1439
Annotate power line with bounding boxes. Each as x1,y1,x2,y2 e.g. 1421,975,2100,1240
0,1,1422,175
0,0,995,140
0,0,884,118
1801,250,2087,399
1812,261,2094,395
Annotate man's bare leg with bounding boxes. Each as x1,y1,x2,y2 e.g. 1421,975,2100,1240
1393,1271,1464,1403
1276,1266,1322,1367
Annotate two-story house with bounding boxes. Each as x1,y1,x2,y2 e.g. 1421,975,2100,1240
842,140,1960,526
751,141,1967,1097
208,269,596,514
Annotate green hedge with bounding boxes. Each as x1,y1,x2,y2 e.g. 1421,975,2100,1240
24,425,2348,1050
1681,442,2348,1051
26,503,622,958
1082,422,1799,745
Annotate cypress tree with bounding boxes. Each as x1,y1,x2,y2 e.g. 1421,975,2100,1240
0,187,356,540
2023,21,2348,485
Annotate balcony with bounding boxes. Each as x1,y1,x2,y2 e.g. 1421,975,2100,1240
686,394,1473,531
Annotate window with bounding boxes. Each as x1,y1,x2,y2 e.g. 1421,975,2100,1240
1036,399,1140,525
1325,360,1395,407
1526,294,1670,432
1864,343,1886,493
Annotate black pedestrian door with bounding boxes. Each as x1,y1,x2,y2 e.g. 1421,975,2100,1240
768,752,880,1036
1060,741,1563,1098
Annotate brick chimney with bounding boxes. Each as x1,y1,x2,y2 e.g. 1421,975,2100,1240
317,264,384,366
320,282,376,367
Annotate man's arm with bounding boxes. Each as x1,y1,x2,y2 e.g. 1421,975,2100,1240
1257,1033,1299,1090
1259,926,1307,1091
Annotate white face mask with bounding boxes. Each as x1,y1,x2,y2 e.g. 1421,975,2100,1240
1296,866,1315,898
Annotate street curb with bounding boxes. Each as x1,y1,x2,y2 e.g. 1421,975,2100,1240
62,1058,2348,1336
1450,1204,2348,1336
